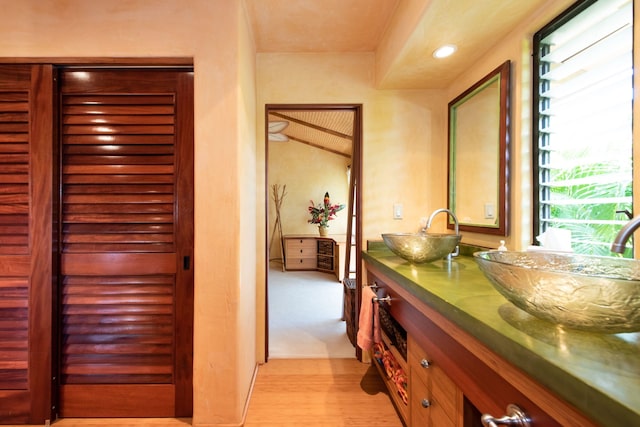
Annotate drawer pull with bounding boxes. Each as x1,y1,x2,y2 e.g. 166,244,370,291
481,404,531,427
421,399,431,408
420,359,431,368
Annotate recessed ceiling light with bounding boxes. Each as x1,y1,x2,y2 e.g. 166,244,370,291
433,44,457,59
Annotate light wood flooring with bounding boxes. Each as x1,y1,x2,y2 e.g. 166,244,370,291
25,359,401,427
47,420,191,427
244,358,403,426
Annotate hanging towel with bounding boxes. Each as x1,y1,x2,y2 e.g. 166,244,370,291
357,286,381,351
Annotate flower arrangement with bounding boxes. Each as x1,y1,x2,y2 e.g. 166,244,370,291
308,192,345,228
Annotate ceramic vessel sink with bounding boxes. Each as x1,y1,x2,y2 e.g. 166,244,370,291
382,232,461,264
474,251,640,333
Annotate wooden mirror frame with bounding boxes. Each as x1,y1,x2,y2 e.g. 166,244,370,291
447,60,510,236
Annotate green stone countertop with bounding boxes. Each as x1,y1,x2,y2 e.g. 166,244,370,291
363,243,640,427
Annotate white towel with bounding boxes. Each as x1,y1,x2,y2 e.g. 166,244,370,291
356,286,381,351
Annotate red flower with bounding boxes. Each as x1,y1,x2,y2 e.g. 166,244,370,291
308,192,345,227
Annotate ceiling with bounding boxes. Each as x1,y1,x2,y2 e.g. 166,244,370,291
246,0,399,54
267,110,354,157
249,0,553,154
246,0,553,89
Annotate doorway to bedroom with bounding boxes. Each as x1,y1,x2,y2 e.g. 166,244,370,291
265,104,362,360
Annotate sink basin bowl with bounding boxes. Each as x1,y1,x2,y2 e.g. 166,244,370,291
474,251,640,333
382,233,461,264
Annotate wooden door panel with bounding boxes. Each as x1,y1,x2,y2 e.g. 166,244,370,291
0,257,29,391
0,392,29,422
60,385,174,417
62,253,176,275
0,73,34,422
57,68,193,418
0,65,53,424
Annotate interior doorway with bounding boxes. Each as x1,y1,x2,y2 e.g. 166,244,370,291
264,104,362,360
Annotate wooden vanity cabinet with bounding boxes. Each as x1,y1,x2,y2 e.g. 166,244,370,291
366,263,599,427
370,271,462,427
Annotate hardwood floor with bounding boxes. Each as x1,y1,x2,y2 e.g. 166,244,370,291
29,359,402,427
244,358,403,426
49,420,191,427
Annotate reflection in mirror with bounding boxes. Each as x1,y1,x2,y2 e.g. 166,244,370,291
448,61,510,236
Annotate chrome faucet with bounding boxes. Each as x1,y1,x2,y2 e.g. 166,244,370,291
425,208,460,258
611,215,640,253
426,208,460,235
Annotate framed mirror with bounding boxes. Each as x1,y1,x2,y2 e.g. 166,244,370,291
448,60,510,236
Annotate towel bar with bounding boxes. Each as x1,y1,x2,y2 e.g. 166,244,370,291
373,295,391,304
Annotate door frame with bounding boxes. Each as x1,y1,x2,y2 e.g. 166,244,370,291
264,103,363,360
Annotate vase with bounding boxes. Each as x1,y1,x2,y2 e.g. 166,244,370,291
318,226,328,237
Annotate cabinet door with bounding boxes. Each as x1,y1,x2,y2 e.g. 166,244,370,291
316,239,335,272
0,65,54,424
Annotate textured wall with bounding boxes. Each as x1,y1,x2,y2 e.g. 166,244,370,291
0,0,256,425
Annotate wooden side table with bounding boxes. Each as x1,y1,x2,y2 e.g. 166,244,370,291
283,235,339,280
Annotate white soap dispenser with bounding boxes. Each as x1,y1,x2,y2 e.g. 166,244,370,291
498,240,507,251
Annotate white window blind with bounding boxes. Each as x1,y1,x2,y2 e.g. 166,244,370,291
534,0,633,256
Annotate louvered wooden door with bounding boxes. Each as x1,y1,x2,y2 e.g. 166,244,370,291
0,65,54,424
57,68,193,417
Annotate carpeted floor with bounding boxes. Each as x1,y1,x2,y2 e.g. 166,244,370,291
268,262,356,359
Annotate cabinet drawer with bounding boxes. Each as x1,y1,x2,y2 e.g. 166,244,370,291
410,366,457,427
430,398,457,427
410,368,431,426
317,239,334,254
285,238,316,251
287,246,316,257
409,334,460,427
432,365,459,421
408,336,431,384
317,255,333,271
286,257,316,270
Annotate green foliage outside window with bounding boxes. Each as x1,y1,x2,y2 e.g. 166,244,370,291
546,161,632,257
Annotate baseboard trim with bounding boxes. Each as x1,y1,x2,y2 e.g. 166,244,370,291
240,362,260,426
190,362,259,427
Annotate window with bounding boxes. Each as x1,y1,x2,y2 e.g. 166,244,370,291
533,0,633,256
